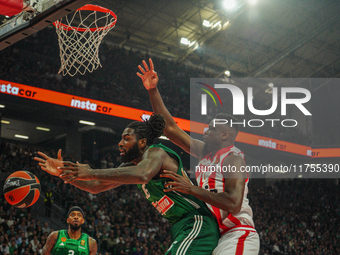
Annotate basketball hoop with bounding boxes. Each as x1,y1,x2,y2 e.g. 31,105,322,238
53,4,117,76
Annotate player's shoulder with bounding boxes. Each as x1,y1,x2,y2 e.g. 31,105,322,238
145,145,169,157
45,230,59,245
48,230,59,238
88,236,97,244
223,151,245,166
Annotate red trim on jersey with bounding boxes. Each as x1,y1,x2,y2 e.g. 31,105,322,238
227,213,242,225
211,205,229,232
221,225,256,235
199,173,203,188
195,170,200,179
208,172,216,189
213,145,234,158
235,231,250,255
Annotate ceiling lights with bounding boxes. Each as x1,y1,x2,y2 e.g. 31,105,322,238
180,37,197,47
222,0,236,10
79,120,95,126
36,126,50,131
15,134,29,139
203,20,211,27
248,0,258,5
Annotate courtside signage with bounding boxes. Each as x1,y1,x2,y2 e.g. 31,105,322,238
1,80,339,158
0,79,191,129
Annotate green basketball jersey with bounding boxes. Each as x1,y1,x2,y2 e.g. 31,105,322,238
51,230,90,255
137,143,212,225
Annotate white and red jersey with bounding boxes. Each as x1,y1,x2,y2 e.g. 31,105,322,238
196,145,256,236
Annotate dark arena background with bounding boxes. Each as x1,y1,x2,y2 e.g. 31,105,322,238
1,1,340,255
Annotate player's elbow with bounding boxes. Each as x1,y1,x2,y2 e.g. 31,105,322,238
228,202,242,215
138,173,152,184
163,125,179,139
221,193,242,214
228,197,243,215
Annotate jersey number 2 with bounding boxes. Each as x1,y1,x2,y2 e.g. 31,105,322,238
68,250,74,255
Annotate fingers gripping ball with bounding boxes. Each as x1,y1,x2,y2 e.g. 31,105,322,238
3,171,41,208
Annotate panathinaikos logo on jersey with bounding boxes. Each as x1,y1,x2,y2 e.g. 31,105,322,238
152,195,174,215
81,240,85,246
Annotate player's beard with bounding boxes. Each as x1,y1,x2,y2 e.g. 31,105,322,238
69,223,82,231
120,143,140,163
202,142,211,156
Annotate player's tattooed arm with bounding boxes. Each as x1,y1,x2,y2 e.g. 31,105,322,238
60,147,165,184
89,237,98,255
42,231,58,255
60,178,122,194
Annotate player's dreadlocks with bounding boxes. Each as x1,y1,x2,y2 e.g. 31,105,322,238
127,113,166,145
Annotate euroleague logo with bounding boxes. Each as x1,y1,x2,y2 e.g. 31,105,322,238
3,180,20,190
197,82,312,128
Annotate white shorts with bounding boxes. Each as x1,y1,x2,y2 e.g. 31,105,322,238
213,229,260,255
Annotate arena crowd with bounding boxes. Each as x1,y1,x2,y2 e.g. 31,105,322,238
1,142,339,255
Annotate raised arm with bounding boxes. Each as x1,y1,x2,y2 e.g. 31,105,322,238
41,231,58,255
59,147,167,184
137,59,204,158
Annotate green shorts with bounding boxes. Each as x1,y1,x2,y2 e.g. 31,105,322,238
166,213,219,255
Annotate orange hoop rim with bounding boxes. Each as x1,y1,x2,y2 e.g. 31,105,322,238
53,4,117,32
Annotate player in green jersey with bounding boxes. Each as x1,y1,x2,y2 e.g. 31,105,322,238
35,114,219,255
42,206,97,255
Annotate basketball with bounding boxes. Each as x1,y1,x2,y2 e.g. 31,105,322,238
3,171,41,208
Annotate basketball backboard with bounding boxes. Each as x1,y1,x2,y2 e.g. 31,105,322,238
0,0,91,51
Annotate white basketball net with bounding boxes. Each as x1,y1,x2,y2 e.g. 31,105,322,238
54,6,116,76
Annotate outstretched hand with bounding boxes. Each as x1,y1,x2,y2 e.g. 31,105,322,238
160,169,193,194
59,162,94,183
137,58,159,91
34,149,63,176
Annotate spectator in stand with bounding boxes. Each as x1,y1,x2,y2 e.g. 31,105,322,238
1,242,10,254
8,240,17,255
41,223,50,236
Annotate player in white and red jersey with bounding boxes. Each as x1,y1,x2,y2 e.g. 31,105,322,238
138,59,260,255
195,140,259,255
